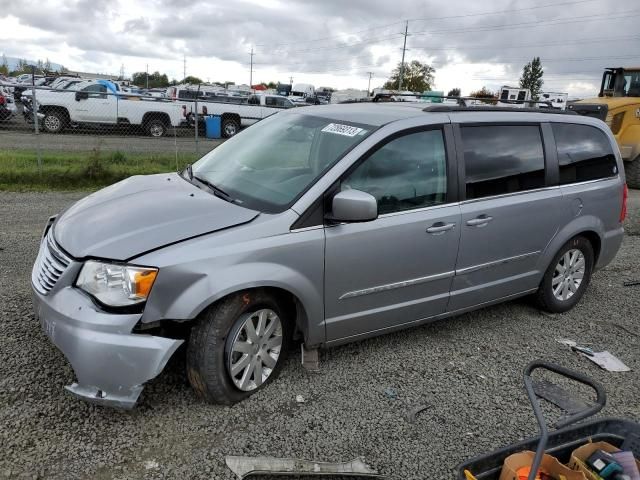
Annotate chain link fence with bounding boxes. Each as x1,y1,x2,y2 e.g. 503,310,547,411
0,77,294,187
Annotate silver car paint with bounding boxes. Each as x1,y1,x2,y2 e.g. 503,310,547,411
31,105,625,407
54,173,259,260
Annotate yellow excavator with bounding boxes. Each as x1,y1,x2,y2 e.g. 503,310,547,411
570,67,640,188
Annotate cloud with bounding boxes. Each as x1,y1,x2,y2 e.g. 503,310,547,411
0,0,637,94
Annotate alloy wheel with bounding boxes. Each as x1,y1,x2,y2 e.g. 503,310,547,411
552,248,586,301
227,309,283,391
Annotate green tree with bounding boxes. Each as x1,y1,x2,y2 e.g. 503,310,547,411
519,56,544,100
0,54,8,75
469,87,497,104
383,60,435,92
447,87,461,97
44,58,52,72
183,75,203,85
131,71,170,88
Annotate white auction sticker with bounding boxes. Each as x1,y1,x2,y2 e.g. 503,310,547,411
321,123,365,137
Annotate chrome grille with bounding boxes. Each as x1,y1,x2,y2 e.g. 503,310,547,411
32,229,71,295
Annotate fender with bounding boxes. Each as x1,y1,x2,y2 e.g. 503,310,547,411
143,261,325,346
538,214,605,277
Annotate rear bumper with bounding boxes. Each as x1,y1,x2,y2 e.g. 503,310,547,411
32,285,183,409
596,226,625,270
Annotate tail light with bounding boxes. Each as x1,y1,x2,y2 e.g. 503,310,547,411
0,94,5,105
620,183,628,222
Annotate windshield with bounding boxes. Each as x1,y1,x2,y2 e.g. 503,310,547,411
192,112,374,212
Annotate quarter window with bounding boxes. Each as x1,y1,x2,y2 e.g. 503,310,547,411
552,123,618,184
343,130,447,215
462,125,546,199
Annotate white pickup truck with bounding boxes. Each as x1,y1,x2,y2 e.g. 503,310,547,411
187,93,298,137
35,80,187,137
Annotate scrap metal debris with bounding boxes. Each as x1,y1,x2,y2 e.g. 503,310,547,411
295,394,305,404
556,339,630,372
623,280,640,287
225,456,385,479
383,387,398,400
405,404,430,424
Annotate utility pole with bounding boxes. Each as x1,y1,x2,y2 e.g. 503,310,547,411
249,47,255,90
398,20,409,91
183,54,186,82
367,72,373,96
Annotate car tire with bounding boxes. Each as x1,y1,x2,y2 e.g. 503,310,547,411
186,290,291,405
221,117,240,138
146,118,167,137
42,110,65,133
625,158,640,190
535,236,594,313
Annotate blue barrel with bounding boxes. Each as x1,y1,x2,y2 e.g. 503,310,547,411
205,115,221,139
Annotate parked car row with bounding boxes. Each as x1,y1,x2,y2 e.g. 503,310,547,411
5,78,313,137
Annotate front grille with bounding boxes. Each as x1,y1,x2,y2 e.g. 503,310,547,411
32,229,71,295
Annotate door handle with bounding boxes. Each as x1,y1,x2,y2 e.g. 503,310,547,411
426,222,456,234
466,215,493,227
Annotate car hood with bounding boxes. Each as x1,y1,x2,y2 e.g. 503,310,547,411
53,173,260,260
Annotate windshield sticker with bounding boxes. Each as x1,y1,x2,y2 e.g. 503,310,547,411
321,123,365,137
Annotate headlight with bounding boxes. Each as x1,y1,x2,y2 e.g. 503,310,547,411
76,261,158,307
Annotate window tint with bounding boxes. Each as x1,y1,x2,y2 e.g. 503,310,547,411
343,130,447,215
462,125,545,199
552,123,618,184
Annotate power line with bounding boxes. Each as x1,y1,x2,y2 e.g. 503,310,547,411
410,9,640,37
409,35,640,52
255,0,600,49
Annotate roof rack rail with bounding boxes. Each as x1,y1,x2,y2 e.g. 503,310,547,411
372,93,575,114
422,105,577,114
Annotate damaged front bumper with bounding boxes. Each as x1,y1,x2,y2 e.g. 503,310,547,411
32,285,183,409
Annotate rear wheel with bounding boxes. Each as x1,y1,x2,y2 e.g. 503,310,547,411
625,158,640,189
535,236,594,313
146,118,167,137
221,117,240,138
186,290,291,404
42,110,66,133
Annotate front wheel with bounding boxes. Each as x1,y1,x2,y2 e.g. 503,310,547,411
625,158,640,190
42,111,66,133
535,236,594,313
186,290,290,404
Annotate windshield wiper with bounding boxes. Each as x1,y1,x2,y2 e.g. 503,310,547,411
193,175,235,203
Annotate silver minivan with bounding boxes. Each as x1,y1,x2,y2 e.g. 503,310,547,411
31,104,627,408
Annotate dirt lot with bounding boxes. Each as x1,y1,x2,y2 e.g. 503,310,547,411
0,189,638,480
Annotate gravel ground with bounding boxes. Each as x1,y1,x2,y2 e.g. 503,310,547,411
0,189,639,480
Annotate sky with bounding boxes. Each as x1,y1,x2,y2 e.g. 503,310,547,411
0,0,638,98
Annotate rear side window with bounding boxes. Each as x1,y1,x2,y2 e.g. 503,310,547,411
551,123,618,184
462,125,545,199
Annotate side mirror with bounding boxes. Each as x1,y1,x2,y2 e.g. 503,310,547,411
328,189,378,223
75,91,88,101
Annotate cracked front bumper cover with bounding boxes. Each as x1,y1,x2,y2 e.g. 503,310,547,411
32,285,183,409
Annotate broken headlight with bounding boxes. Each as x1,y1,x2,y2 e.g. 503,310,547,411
76,261,158,307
